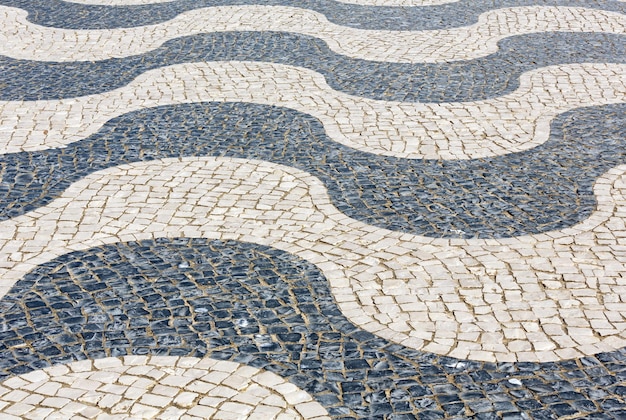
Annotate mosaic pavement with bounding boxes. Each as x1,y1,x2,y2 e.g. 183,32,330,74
1,0,626,419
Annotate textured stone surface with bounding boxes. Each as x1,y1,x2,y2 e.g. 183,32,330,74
1,0,625,31
0,31,625,102
3,6,626,63
1,0,626,418
1,62,623,161
0,356,329,419
1,157,626,360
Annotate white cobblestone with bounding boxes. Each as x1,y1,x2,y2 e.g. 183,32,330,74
68,0,457,5
0,357,329,419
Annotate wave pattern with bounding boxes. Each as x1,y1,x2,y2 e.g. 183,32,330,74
2,156,626,362
0,102,625,238
0,31,625,101
3,6,626,63
1,0,625,30
2,62,623,161
1,0,626,418
66,0,457,6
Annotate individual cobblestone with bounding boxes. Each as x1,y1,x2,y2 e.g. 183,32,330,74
0,237,625,419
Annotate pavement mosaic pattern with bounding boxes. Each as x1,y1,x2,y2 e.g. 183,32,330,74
0,0,626,419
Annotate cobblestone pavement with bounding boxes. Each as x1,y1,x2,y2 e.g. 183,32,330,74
0,1,626,419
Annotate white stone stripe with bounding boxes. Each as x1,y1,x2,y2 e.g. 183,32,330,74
59,0,626,6
1,6,625,63
66,0,457,5
335,0,457,6
0,357,330,419
1,156,626,363
66,0,176,4
1,62,624,160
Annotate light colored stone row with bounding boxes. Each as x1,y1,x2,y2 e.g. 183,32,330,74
1,156,626,363
0,356,329,419
66,0,457,5
1,62,624,160
65,0,176,4
1,6,625,63
335,0,456,6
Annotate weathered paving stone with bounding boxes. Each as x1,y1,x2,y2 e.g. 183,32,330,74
0,238,624,418
1,102,625,238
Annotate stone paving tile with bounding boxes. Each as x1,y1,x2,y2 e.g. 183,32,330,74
1,0,626,418
2,0,625,31
3,5,626,63
1,62,624,161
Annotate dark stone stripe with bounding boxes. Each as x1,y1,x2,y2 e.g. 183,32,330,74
0,238,624,418
1,0,625,31
0,31,624,102
1,102,624,238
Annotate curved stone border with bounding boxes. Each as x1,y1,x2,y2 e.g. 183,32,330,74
1,156,626,361
0,62,624,160
333,0,457,5
67,0,457,6
66,0,177,4
0,356,329,419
